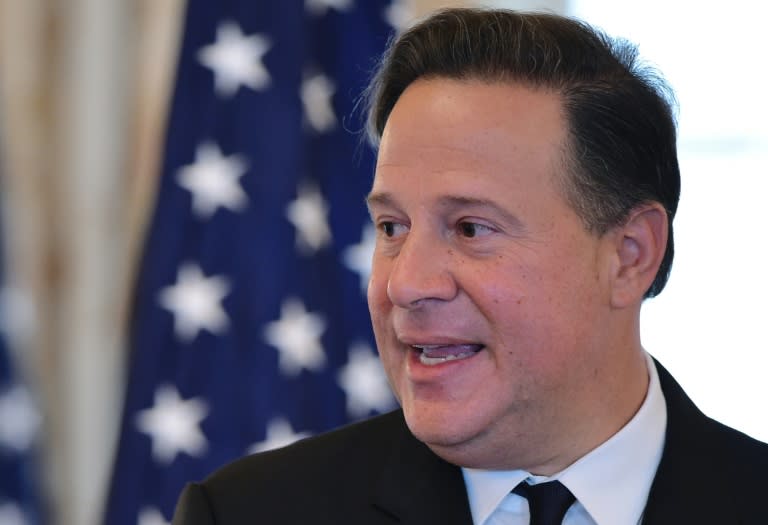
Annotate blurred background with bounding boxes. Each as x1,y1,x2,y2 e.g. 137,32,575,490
0,0,765,524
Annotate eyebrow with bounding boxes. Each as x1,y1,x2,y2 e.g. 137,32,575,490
436,195,525,230
365,191,395,210
366,192,526,231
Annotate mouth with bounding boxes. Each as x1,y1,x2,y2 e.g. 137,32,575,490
411,344,484,366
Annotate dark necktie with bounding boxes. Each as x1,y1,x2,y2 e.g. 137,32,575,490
513,480,576,525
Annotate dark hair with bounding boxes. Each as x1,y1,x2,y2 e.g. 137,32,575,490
365,8,680,298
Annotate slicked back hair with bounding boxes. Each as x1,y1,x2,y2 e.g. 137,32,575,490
365,8,680,298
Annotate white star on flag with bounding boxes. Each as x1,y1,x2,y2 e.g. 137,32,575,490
286,182,332,254
135,385,209,465
0,385,41,452
138,507,170,525
305,0,353,16
248,417,311,454
0,503,28,525
337,343,395,418
263,298,327,376
197,21,271,97
176,141,249,219
384,0,415,31
343,224,376,294
301,73,337,133
0,286,35,347
158,263,231,343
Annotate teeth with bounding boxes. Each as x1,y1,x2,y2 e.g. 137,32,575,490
418,350,477,366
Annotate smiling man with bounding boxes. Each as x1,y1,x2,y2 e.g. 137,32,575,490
173,8,768,525
366,77,654,477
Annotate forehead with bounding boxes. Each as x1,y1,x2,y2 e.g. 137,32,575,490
372,78,568,204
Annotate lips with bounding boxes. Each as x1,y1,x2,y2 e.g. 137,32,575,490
412,344,484,365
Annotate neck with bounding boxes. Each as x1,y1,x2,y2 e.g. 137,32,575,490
530,348,650,476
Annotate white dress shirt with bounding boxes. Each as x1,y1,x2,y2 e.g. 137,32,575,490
462,353,667,525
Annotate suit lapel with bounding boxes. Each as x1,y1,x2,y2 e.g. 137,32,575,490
641,360,738,524
371,412,474,525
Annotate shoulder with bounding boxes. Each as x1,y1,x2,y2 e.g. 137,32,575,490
207,409,406,485
649,407,768,522
648,359,768,522
656,358,768,471
190,410,408,520
700,414,768,481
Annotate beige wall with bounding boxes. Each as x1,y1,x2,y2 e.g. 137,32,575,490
0,1,564,524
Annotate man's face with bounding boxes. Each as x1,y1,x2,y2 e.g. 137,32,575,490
367,78,621,471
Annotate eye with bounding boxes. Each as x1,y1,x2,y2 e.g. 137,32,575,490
457,221,494,238
378,221,407,238
380,221,396,237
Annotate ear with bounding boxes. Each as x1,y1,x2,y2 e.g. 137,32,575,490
608,202,669,308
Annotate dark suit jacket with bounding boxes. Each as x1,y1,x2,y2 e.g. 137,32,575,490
173,361,768,524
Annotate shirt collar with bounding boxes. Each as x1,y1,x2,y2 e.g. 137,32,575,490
462,352,667,525
462,468,530,525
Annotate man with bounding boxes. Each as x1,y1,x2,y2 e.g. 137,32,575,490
173,8,768,524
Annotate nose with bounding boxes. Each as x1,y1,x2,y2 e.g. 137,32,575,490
386,228,458,308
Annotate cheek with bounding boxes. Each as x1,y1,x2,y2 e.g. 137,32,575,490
481,259,583,351
367,269,390,318
367,260,395,355
476,255,531,315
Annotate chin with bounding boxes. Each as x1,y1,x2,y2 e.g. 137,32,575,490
400,396,529,469
410,424,491,469
402,400,485,450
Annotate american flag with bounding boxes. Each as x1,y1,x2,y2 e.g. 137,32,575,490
0,178,44,524
103,1,405,524
0,342,42,525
